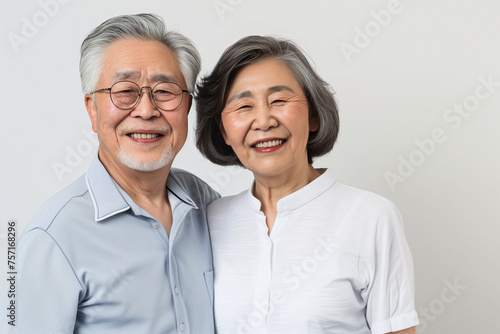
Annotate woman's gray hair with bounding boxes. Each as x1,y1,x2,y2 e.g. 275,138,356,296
79,13,201,94
195,35,339,166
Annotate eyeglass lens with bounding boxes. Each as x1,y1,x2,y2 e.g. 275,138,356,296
110,81,184,111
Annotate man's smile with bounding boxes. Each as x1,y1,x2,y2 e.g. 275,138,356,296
127,133,162,139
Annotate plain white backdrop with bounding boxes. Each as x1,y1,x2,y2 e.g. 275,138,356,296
1,0,499,333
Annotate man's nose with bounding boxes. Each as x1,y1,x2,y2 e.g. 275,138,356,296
130,88,161,119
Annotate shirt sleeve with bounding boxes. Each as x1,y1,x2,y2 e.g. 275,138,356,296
365,200,419,334
3,228,83,334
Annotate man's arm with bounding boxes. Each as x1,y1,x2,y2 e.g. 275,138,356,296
4,228,82,333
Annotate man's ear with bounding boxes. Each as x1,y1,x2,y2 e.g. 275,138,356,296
187,94,193,114
85,94,98,133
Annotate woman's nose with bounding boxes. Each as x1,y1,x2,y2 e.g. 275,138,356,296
251,104,278,131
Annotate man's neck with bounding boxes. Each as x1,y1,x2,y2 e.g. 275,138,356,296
99,154,174,235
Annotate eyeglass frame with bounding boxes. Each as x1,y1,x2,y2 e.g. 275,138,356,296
90,80,191,111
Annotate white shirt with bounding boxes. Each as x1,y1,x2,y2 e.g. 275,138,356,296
208,170,419,334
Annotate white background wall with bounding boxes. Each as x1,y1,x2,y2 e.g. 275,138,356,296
1,0,499,332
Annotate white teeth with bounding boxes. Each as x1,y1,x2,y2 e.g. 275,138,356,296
255,140,284,148
129,133,160,139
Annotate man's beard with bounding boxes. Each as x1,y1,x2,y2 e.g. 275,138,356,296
117,146,175,172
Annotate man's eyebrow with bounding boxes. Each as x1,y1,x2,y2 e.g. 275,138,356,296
112,71,140,81
151,73,178,83
112,71,178,84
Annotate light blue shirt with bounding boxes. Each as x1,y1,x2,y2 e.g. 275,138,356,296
2,155,219,334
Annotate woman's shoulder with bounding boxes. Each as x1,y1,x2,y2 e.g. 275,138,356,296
207,188,251,216
313,169,392,208
328,180,399,217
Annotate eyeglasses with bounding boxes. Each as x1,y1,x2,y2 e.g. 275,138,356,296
91,81,190,111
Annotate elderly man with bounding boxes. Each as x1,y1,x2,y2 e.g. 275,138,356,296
2,14,218,333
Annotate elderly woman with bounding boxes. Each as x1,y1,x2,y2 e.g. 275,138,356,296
195,36,419,334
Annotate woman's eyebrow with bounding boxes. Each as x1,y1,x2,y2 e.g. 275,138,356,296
267,85,294,94
227,85,295,104
226,91,252,104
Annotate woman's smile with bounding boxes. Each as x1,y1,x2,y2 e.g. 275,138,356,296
221,58,317,180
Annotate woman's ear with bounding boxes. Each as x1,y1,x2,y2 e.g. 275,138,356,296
309,113,319,132
217,118,231,146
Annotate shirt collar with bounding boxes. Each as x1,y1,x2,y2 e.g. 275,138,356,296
86,155,130,222
86,155,197,222
166,168,198,210
245,168,336,213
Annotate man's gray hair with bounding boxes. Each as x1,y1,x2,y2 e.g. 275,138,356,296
79,13,201,94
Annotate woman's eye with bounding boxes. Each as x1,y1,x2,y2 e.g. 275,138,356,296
271,99,286,105
237,105,252,110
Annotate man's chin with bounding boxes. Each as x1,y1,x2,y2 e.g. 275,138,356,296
117,149,175,172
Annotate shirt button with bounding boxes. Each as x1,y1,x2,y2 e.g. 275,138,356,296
179,323,186,331
152,222,160,229
174,286,180,294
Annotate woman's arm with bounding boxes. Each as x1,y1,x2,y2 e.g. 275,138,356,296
388,326,416,334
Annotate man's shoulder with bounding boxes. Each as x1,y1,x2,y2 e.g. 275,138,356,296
25,174,89,233
169,167,212,190
169,168,220,204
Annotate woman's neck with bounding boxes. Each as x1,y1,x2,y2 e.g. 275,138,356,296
252,164,320,234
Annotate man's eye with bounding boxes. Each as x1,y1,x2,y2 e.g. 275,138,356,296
113,89,137,98
116,89,136,94
155,90,175,95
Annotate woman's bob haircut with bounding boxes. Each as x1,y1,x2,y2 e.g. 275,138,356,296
195,35,339,166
